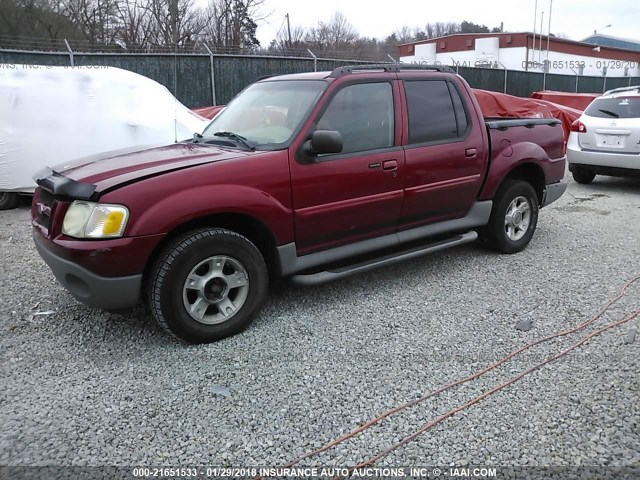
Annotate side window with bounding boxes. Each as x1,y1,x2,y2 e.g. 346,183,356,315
317,82,394,155
448,82,469,135
405,80,468,144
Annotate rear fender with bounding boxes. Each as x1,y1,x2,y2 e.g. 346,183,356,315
480,141,555,200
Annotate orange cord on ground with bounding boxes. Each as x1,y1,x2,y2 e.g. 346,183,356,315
280,274,640,469
336,307,640,478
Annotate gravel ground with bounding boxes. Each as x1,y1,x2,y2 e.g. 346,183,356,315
1,176,639,473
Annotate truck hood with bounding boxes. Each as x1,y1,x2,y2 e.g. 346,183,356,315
55,143,254,193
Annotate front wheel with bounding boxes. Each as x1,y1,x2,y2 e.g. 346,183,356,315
148,228,268,344
480,180,539,254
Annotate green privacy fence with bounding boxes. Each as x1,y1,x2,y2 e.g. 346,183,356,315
457,66,638,98
0,50,370,107
1,49,638,108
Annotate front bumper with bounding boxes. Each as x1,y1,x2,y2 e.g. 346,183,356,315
541,181,567,208
33,230,142,310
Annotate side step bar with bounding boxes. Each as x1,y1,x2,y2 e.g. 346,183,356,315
291,231,478,286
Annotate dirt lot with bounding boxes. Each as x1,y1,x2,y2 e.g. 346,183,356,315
1,176,639,471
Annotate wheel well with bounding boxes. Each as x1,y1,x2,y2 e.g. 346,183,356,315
144,213,280,284
503,163,545,205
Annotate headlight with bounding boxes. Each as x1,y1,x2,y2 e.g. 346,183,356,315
62,201,129,239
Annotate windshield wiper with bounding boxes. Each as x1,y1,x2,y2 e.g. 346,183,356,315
598,109,620,118
213,131,255,150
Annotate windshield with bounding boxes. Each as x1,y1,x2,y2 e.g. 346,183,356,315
202,80,327,149
584,97,640,119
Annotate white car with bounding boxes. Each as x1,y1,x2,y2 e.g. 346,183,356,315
567,86,640,184
0,66,209,210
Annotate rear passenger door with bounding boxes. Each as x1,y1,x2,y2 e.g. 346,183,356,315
398,77,486,229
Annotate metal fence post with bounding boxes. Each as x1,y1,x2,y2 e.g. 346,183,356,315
203,44,217,105
64,39,74,66
497,62,507,94
570,68,579,93
307,49,317,72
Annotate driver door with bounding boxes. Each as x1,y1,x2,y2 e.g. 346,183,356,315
289,80,405,255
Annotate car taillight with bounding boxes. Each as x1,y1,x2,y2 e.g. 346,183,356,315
571,120,587,133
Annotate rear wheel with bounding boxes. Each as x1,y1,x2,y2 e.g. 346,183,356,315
148,228,268,344
572,167,596,184
481,179,539,254
0,192,20,210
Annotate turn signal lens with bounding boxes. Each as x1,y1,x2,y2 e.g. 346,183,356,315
62,201,129,238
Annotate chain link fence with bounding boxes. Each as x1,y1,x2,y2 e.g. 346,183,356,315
1,38,638,107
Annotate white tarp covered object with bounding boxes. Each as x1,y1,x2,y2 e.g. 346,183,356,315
0,65,210,193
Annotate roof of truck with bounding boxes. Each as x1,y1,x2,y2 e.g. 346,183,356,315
261,71,332,81
261,64,456,82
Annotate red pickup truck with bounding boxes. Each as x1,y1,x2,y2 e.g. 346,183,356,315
32,65,566,344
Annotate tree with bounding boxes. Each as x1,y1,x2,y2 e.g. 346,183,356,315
63,0,120,44
0,0,83,41
460,21,490,34
269,24,307,52
143,0,208,48
112,0,153,49
202,0,262,50
305,11,359,55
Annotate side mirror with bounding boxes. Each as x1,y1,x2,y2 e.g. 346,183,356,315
308,130,343,156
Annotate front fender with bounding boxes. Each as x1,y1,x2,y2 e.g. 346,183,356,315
108,184,293,244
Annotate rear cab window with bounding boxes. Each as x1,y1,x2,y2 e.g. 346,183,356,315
584,97,640,119
403,80,470,145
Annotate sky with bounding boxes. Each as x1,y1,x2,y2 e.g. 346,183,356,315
253,0,640,46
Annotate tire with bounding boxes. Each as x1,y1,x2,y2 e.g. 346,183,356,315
0,192,20,210
148,228,268,344
480,179,539,254
571,167,596,185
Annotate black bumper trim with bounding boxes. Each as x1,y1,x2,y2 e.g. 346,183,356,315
33,231,141,310
569,163,640,179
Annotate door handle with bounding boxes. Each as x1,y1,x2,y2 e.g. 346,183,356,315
382,160,398,170
465,148,477,158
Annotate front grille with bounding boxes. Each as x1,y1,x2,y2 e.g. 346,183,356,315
36,189,55,230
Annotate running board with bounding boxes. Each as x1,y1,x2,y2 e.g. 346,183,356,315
291,231,478,286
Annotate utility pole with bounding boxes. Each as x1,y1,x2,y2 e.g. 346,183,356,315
531,0,537,72
285,13,292,50
170,0,179,46
539,11,544,62
545,0,553,70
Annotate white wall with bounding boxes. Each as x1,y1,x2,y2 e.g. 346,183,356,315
400,44,640,78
